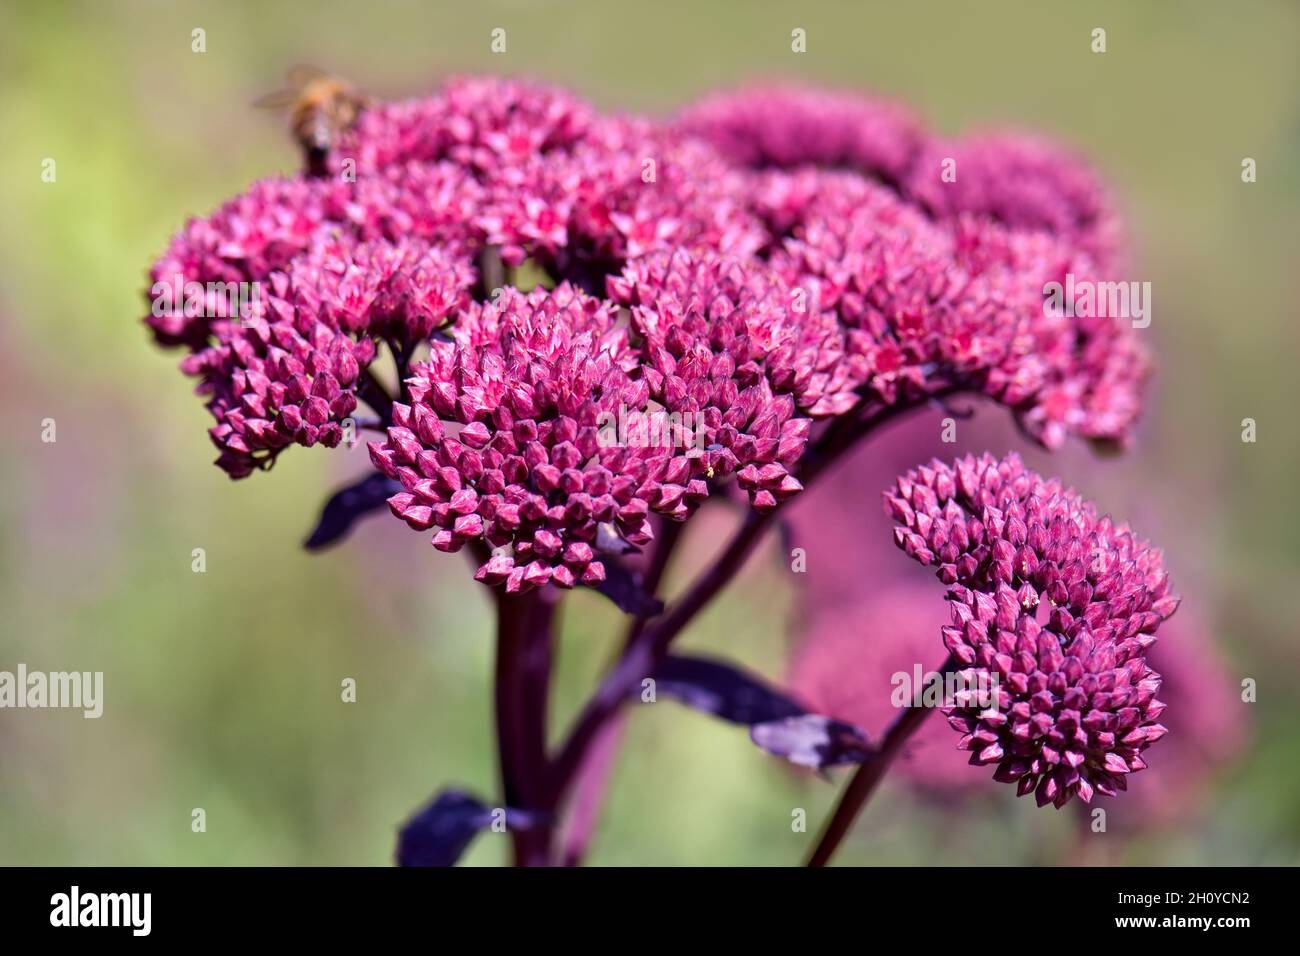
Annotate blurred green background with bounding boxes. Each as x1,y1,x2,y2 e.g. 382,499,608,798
1,0,1297,865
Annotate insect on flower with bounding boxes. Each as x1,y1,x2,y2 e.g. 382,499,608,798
255,65,369,176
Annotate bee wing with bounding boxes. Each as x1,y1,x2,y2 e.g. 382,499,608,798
253,88,299,110
287,63,332,86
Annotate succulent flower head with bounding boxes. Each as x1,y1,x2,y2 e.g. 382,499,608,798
368,284,718,592
885,452,1178,807
147,76,1158,595
675,84,922,183
904,133,1124,270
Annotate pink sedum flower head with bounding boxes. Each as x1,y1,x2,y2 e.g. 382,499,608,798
791,581,1240,813
609,248,818,510
147,75,1158,596
769,177,1150,450
885,453,1179,807
330,75,596,177
904,133,1124,270
183,314,375,479
146,177,336,348
368,284,718,593
177,231,476,478
524,116,766,273
612,246,856,419
676,85,922,184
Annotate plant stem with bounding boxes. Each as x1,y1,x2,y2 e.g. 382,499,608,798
548,508,772,796
806,653,958,867
556,518,686,865
623,518,685,647
494,589,558,865
358,365,393,421
557,719,626,867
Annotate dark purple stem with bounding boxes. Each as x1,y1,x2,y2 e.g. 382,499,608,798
494,589,558,866
806,653,958,867
557,518,686,865
557,719,626,867
547,508,771,798
385,336,416,402
357,365,393,421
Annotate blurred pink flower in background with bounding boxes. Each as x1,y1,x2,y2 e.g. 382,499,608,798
789,578,987,792
675,84,922,183
902,133,1125,271
1110,611,1246,826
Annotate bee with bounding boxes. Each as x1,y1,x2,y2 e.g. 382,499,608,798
255,66,368,176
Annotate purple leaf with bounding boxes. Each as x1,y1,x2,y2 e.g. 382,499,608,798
396,790,545,866
750,715,874,769
651,655,873,769
304,473,400,551
653,655,806,724
395,790,494,867
591,557,665,618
